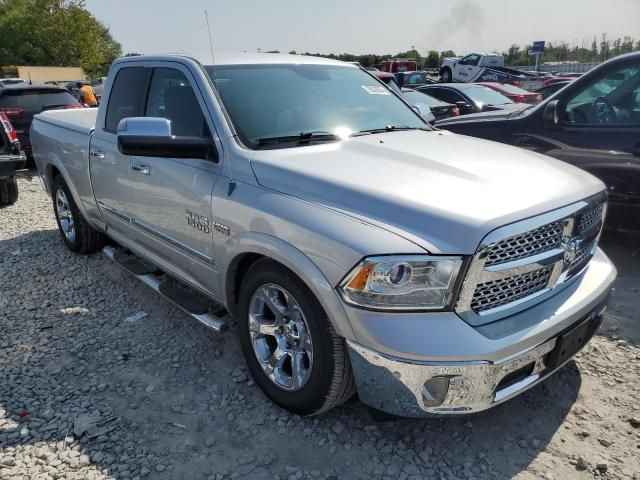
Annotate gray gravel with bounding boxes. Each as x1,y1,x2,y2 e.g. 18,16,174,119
1,178,639,480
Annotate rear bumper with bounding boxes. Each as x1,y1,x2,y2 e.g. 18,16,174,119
0,153,27,177
346,248,616,416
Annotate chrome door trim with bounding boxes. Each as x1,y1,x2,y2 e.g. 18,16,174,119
97,201,213,265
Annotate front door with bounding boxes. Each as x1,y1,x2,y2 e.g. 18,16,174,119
454,54,481,82
516,58,640,228
126,65,224,296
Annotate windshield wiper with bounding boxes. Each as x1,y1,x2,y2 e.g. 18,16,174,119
507,105,534,118
256,131,340,147
351,125,428,137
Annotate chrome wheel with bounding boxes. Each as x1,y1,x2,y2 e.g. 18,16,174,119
55,189,76,242
248,284,313,391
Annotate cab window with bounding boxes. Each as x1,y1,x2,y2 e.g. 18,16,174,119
564,64,640,126
460,55,480,66
145,68,210,137
105,67,148,132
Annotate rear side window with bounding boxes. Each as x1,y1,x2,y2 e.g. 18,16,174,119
105,67,148,132
0,90,78,112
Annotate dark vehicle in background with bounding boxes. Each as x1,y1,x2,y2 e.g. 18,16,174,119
479,82,543,104
401,88,459,121
535,81,571,100
0,112,26,206
542,75,579,87
0,78,25,87
415,83,526,115
394,71,436,88
0,84,82,162
437,52,640,230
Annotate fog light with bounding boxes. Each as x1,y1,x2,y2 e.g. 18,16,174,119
421,376,451,407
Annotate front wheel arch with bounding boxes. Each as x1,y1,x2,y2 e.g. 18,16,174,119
220,233,356,341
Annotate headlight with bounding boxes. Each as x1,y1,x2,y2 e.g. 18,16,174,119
339,255,463,311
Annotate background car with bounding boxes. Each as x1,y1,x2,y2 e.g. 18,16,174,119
0,84,82,163
401,88,459,121
535,81,571,99
415,83,526,115
0,78,25,87
479,82,543,104
393,71,436,88
0,111,26,206
436,52,640,230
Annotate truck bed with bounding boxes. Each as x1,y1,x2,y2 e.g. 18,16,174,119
35,108,98,135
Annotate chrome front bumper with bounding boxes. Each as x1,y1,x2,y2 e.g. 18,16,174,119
348,302,607,417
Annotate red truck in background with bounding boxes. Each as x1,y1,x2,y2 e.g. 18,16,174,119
379,58,417,73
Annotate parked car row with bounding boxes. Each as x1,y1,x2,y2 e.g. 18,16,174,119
437,51,640,230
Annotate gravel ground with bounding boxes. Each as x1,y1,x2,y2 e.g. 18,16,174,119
1,178,639,480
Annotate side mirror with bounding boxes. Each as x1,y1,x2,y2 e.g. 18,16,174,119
542,100,561,129
455,101,470,111
116,117,218,162
411,105,422,115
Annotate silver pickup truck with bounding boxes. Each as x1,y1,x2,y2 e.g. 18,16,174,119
31,54,616,417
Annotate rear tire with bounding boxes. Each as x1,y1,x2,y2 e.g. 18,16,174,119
237,259,356,415
52,175,105,254
0,177,18,206
440,67,452,83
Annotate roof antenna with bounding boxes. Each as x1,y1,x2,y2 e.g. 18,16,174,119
204,10,218,89
28,72,32,85
204,10,233,194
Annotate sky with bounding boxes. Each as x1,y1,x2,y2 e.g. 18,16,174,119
84,0,640,63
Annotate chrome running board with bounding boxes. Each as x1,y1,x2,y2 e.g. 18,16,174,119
102,246,228,333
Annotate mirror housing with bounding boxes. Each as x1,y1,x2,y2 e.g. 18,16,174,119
116,117,218,162
542,100,560,129
455,101,470,111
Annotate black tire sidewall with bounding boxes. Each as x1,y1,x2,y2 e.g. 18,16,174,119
441,68,451,82
237,262,337,415
52,176,82,252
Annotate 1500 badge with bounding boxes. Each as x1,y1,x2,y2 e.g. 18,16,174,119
185,210,210,233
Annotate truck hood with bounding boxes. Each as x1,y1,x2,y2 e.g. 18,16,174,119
249,130,604,254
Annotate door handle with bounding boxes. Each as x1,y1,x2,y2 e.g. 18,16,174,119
90,150,105,159
131,163,152,175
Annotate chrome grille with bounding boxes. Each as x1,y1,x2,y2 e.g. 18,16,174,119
484,221,563,267
566,241,596,279
578,204,603,233
456,194,607,325
471,266,553,312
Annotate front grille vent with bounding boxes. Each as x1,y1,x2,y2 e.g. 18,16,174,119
484,221,563,267
471,265,554,312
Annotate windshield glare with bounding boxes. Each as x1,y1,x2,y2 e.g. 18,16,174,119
464,86,514,106
206,64,427,148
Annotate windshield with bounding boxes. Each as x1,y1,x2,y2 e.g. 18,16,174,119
206,64,427,148
491,83,528,94
464,86,514,106
402,89,442,107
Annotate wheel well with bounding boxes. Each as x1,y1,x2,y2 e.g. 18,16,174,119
46,164,61,194
225,253,265,318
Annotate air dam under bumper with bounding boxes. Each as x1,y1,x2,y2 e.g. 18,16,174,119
347,250,615,417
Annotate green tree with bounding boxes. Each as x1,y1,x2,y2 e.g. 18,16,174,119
424,50,440,68
0,0,122,77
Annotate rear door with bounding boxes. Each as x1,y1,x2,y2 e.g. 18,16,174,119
126,64,223,295
90,66,150,238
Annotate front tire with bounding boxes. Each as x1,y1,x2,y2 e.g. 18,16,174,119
237,259,356,415
440,67,452,83
0,177,18,206
52,175,105,254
